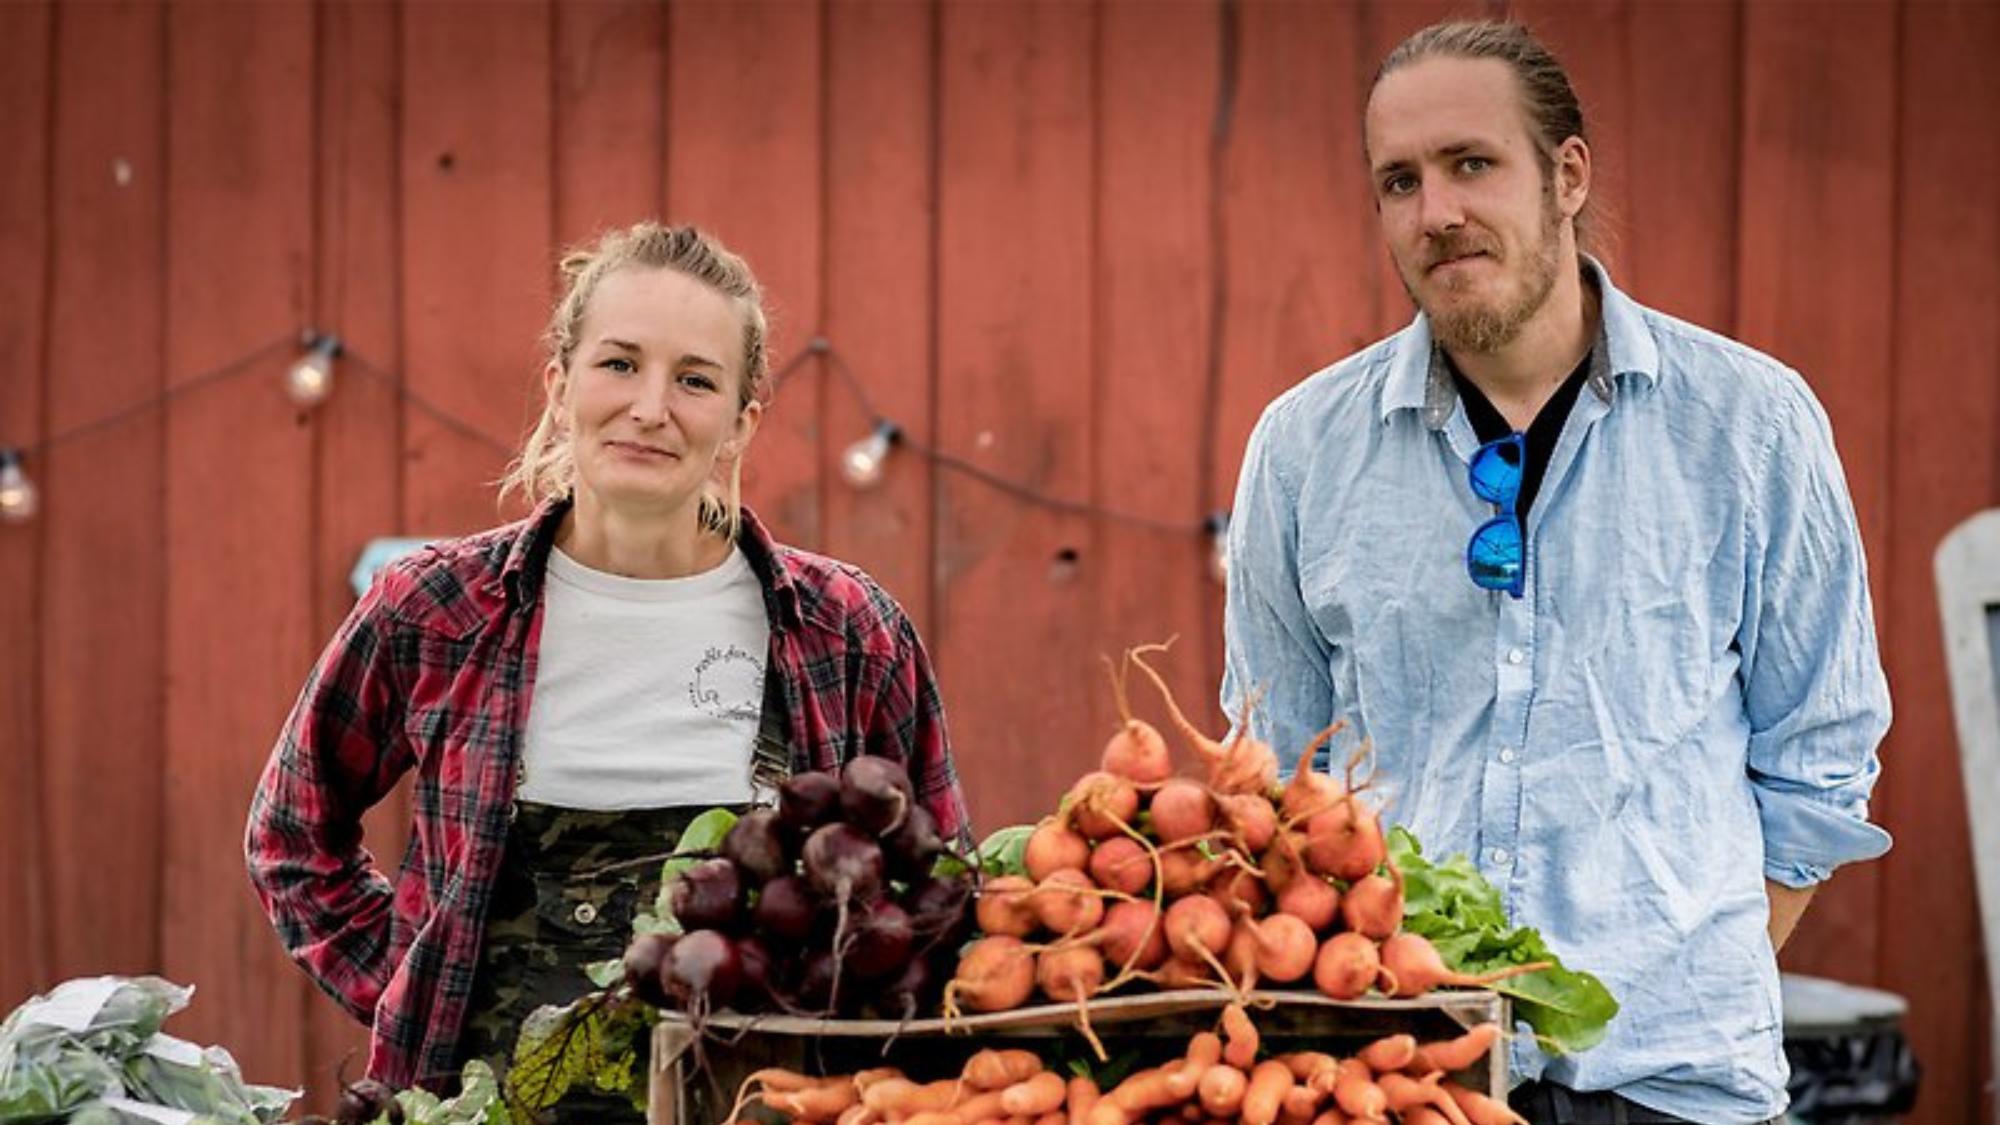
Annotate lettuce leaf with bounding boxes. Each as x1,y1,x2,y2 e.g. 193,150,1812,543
1390,827,1619,1054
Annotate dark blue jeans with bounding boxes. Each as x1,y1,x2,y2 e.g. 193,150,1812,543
1510,1080,1783,1125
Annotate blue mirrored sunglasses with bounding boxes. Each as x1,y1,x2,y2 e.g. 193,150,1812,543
1465,432,1526,598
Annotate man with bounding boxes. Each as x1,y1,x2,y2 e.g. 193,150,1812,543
1221,20,1891,1125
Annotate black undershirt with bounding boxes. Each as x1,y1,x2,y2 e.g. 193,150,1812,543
1449,349,1593,520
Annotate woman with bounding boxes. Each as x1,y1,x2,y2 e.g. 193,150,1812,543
245,223,970,1105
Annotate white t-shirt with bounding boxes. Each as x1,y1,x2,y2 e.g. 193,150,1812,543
517,545,770,810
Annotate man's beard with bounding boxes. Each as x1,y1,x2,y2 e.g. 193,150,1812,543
1407,195,1563,355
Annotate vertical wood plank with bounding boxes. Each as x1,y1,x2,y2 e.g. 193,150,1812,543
41,0,168,988
401,1,554,535
0,0,52,1012
302,0,404,1104
1734,0,1896,991
822,0,936,633
934,0,1097,831
1220,0,1379,491
1095,0,1221,760
160,0,317,1081
1878,4,2000,1121
666,0,824,549
1620,0,1738,332
1504,1,1632,278
553,0,665,247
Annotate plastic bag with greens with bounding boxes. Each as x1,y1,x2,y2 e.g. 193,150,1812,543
67,1095,234,1124
0,976,191,1121
121,1036,296,1124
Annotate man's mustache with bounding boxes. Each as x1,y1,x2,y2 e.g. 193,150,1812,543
1423,231,1499,270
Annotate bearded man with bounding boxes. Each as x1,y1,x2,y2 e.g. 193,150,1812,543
1220,20,1891,1125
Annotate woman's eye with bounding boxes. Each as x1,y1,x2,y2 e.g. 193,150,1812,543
600,357,635,374
679,372,716,391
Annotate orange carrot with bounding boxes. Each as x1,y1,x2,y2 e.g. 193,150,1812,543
1067,771,1142,841
1356,1033,1417,1074
1282,1081,1325,1119
966,1049,1045,1090
1240,1060,1297,1125
946,938,1038,1017
1329,1059,1387,1122
1026,822,1092,883
1108,1066,1184,1114
1100,651,1173,784
764,1080,860,1121
1312,932,1381,1001
1339,865,1403,942
1221,1001,1261,1069
1088,836,1155,897
1410,1025,1503,1074
975,876,1040,937
1441,1081,1529,1125
1000,1072,1068,1117
1066,1075,1101,1125
1197,1065,1249,1117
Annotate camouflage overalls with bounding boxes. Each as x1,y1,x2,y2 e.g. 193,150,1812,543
457,689,792,1122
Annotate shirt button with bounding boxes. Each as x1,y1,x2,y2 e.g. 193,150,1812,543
572,902,599,925
1490,848,1511,865
1499,748,1517,765
1506,648,1525,665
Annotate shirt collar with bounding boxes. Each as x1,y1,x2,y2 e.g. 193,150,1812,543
1379,254,1661,429
500,496,804,632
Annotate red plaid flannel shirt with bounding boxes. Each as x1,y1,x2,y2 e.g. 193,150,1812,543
244,499,968,1089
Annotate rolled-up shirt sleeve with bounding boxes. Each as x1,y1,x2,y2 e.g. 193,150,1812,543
1740,379,1893,888
1222,401,1338,777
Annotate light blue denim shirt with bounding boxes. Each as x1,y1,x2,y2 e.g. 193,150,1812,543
1222,260,1891,1123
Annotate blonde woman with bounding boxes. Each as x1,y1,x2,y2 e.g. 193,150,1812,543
246,223,969,1108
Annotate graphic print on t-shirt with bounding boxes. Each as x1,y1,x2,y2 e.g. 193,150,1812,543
689,644,765,721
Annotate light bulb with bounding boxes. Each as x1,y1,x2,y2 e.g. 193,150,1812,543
840,421,899,489
0,450,37,524
287,333,340,406
1205,512,1230,584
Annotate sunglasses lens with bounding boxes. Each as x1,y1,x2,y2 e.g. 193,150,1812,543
1467,515,1523,592
1468,436,1524,506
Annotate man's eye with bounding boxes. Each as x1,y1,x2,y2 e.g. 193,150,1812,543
1383,174,1416,196
1459,156,1490,174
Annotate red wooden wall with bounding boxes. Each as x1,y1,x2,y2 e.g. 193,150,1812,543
1,1,1994,1119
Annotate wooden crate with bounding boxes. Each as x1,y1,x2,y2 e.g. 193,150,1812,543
647,988,1509,1124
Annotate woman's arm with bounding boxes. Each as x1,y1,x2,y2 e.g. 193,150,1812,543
244,573,418,1024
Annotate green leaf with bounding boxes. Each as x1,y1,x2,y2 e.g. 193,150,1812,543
1391,824,1620,1055
1064,1047,1142,1088
974,824,1035,877
631,910,680,938
583,958,626,990
437,1061,510,1125
930,851,971,880
394,1088,442,1123
506,998,608,1112
675,808,740,855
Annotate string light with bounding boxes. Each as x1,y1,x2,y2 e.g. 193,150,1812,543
1204,511,1230,585
0,449,37,524
0,331,1233,581
286,331,341,406
839,420,900,490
